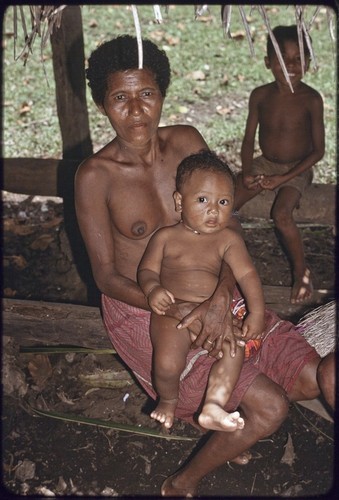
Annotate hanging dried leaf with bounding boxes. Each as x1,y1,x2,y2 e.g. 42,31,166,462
281,433,296,466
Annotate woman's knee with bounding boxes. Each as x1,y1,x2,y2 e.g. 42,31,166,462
242,377,289,437
317,353,336,409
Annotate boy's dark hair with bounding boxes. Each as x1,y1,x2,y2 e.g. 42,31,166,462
86,35,171,105
176,150,235,192
267,25,311,59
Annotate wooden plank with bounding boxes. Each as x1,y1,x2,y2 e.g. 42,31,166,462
2,298,110,349
237,183,336,225
2,289,334,348
3,158,79,197
2,159,336,224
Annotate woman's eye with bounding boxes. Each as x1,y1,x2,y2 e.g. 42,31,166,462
114,94,126,101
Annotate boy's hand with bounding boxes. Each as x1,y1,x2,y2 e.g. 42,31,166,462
148,287,175,315
241,312,265,340
259,174,284,191
243,174,264,191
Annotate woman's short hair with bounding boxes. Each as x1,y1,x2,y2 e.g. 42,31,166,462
86,35,171,105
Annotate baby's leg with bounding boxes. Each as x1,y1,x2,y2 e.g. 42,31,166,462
150,314,191,428
198,342,245,432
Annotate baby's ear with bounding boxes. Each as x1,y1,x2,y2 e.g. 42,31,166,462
173,191,182,212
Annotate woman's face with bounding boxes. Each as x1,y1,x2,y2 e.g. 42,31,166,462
98,68,164,146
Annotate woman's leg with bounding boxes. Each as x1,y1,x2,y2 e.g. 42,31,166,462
161,373,289,497
288,353,335,410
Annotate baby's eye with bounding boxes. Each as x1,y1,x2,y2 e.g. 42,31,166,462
198,196,207,203
220,199,229,206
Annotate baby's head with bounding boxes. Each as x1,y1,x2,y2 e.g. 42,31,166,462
175,150,235,193
266,25,311,61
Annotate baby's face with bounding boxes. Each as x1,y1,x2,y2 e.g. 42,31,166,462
177,170,234,234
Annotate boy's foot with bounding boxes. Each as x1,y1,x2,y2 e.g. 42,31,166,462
291,268,313,304
151,398,178,429
198,403,245,432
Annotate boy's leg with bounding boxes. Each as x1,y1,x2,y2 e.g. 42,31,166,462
271,186,313,303
234,173,263,211
198,343,245,431
150,314,191,428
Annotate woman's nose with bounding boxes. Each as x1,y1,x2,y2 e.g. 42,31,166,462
129,98,143,116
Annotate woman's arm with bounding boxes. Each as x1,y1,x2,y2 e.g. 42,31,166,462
75,159,149,310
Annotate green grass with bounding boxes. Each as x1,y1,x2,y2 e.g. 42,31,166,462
2,4,337,183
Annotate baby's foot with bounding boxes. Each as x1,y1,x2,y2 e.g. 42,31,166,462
198,403,245,432
151,398,178,429
291,268,313,304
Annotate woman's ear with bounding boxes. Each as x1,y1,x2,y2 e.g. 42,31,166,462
173,191,182,212
97,103,106,116
264,56,271,69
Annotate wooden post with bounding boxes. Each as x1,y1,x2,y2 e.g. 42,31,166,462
50,7,99,305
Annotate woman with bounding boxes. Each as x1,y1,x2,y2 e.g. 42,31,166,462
75,35,334,497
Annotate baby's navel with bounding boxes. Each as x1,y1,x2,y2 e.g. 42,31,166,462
131,221,147,237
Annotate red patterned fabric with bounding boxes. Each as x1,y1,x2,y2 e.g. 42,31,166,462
102,292,318,424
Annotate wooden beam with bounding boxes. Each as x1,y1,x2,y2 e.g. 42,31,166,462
2,158,335,224
237,183,336,225
2,290,334,348
2,158,79,198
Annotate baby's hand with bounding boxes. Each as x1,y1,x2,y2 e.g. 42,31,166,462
148,287,175,315
241,313,264,340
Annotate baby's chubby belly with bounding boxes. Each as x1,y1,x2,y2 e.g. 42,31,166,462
160,268,218,303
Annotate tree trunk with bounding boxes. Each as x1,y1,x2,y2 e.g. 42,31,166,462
50,5,92,160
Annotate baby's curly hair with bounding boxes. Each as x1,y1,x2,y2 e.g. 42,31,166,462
86,35,171,105
176,150,235,192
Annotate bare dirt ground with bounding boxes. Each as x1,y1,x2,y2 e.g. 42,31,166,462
2,193,336,498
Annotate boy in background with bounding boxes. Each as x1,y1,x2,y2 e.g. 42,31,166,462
234,25,325,304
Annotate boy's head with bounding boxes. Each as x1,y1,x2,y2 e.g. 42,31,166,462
265,25,311,83
266,25,311,61
86,35,171,106
175,150,235,192
174,150,235,234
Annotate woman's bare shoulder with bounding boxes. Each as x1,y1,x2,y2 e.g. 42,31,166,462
159,124,207,149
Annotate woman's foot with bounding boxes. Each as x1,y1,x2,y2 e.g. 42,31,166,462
150,398,178,429
161,473,196,497
291,268,313,304
198,403,245,432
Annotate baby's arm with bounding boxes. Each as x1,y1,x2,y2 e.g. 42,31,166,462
137,229,175,315
223,231,265,339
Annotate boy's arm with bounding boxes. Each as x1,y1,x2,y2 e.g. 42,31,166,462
241,89,259,177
